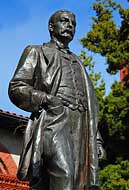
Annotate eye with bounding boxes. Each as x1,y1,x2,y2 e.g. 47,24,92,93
60,17,69,23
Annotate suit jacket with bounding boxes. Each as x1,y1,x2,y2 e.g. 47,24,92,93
8,42,100,188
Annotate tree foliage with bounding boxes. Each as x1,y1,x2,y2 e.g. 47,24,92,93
80,2,129,186
80,49,129,189
81,0,129,74
80,50,104,87
98,81,129,163
99,160,129,190
81,51,129,164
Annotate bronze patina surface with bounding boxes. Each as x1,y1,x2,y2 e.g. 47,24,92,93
8,10,104,190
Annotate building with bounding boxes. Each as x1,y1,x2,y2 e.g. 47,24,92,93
120,60,129,82
0,109,30,189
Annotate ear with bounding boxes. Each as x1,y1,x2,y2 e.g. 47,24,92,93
49,23,54,32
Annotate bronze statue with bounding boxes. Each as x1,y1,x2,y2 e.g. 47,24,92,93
8,10,104,190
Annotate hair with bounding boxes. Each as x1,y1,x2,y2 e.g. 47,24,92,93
48,9,76,36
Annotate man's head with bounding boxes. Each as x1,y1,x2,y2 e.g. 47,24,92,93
48,10,76,46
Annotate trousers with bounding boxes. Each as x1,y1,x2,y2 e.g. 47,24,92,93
30,107,86,190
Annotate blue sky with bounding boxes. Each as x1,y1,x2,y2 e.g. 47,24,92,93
0,0,128,116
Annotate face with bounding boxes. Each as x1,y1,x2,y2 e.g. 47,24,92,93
50,12,76,43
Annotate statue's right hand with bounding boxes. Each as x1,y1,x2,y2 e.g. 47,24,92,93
45,95,64,115
46,95,62,106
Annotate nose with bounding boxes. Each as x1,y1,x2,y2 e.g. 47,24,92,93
69,20,72,27
67,19,73,28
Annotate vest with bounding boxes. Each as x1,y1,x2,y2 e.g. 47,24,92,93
56,51,88,112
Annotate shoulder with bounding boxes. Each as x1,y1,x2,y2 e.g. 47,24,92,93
23,45,42,55
70,51,80,59
18,45,43,68
41,42,58,61
71,51,85,65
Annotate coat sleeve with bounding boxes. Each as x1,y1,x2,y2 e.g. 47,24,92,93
8,46,47,112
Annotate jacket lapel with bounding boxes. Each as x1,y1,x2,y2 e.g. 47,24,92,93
42,43,62,96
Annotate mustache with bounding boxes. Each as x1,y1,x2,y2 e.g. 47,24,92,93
62,29,74,36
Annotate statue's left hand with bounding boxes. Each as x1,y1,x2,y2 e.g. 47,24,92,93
97,144,105,160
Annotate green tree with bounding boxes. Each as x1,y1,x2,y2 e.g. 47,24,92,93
81,0,129,74
80,49,129,189
80,1,129,189
98,81,129,163
81,51,129,163
99,160,129,190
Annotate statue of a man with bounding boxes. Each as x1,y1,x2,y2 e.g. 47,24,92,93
8,10,104,190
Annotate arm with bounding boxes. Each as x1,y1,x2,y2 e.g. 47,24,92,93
8,46,47,112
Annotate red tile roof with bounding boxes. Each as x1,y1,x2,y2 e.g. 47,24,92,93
0,109,28,122
0,174,29,189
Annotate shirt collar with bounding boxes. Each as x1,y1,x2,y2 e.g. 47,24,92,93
50,39,70,54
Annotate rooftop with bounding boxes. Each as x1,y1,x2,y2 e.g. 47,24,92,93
0,109,28,129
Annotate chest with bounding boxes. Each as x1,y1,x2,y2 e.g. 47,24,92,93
59,54,85,89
